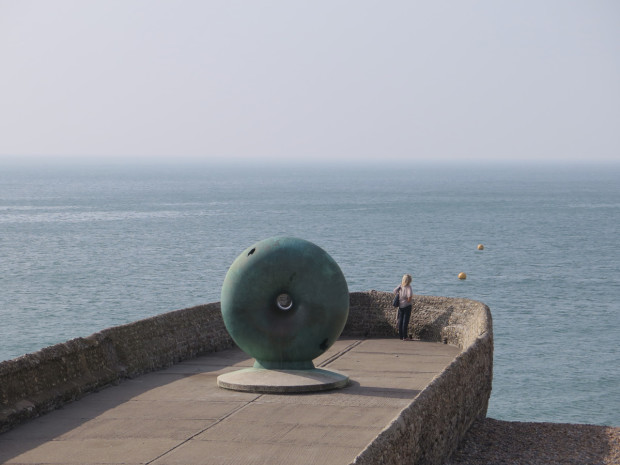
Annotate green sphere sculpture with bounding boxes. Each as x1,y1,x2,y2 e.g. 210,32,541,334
220,236,349,371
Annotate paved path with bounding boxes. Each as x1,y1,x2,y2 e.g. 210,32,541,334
0,338,459,465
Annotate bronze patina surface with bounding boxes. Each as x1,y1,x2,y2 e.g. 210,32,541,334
220,237,349,371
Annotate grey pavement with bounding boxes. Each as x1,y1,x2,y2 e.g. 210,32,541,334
0,338,460,465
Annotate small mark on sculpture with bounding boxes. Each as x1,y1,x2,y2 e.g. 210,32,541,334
319,338,329,351
248,248,256,256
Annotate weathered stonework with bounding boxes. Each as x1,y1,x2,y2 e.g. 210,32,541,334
0,292,493,465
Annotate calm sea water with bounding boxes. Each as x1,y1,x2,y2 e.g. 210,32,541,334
1,162,618,426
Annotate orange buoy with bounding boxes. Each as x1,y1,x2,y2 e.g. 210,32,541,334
477,244,484,250
458,272,467,280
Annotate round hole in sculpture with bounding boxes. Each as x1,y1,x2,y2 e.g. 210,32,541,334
276,293,293,311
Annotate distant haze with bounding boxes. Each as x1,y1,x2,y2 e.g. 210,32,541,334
1,1,619,164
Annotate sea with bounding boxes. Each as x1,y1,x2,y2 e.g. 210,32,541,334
1,161,618,427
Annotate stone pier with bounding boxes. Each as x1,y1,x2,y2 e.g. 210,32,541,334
0,292,493,464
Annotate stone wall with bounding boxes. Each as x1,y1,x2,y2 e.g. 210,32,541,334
1,292,493,465
0,303,233,433
345,291,491,349
345,291,493,465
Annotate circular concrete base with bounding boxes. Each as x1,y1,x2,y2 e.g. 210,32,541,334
217,367,349,393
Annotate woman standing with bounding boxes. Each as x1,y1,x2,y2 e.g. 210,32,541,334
393,274,413,340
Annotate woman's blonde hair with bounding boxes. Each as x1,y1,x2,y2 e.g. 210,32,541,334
401,274,412,287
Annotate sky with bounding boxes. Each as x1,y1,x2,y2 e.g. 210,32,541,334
1,1,619,165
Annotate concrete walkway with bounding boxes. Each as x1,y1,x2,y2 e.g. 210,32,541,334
0,338,460,465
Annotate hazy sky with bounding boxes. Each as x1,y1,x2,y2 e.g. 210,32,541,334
1,1,619,164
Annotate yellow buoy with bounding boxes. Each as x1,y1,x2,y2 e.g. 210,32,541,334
477,244,484,250
458,272,467,280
